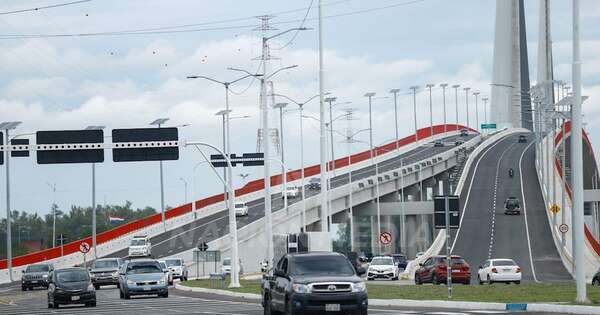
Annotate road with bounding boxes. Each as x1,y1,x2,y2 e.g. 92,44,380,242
452,133,571,283
0,284,557,315
106,134,476,260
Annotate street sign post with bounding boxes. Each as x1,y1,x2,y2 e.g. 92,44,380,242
481,123,497,129
57,234,67,257
434,195,460,299
80,241,90,267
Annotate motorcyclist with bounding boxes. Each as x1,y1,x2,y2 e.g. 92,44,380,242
509,168,514,177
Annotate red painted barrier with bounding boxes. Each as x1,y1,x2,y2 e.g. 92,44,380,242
0,124,471,270
553,121,600,256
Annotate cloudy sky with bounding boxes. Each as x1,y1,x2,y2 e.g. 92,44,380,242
0,0,599,217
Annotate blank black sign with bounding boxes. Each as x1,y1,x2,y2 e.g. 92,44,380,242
37,130,104,164
11,138,30,157
112,128,179,162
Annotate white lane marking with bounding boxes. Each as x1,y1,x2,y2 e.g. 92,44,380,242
452,136,512,252
488,141,519,259
519,140,540,283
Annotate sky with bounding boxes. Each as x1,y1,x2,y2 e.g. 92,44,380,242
0,0,599,217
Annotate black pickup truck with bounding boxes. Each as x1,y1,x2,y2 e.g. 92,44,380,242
261,252,368,315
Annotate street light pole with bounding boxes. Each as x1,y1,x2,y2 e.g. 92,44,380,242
440,84,448,133
473,92,481,132
364,92,381,254
482,97,489,132
463,87,471,129
179,178,188,204
85,125,105,258
325,97,338,176
390,89,401,151
426,84,435,137
452,85,461,127
1,121,21,282
46,182,57,248
273,102,288,180
410,86,420,143
318,0,329,234
150,118,170,231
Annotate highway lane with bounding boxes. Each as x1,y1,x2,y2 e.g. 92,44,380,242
107,134,476,260
453,133,570,283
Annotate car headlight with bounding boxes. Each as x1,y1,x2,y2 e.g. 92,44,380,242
43,274,48,278
112,271,119,277
126,279,136,286
292,283,310,294
352,282,367,292
159,276,166,285
87,284,95,292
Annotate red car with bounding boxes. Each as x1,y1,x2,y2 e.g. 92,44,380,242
415,255,471,285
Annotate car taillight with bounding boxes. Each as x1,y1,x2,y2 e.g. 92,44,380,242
491,267,498,273
516,267,521,273
437,264,447,270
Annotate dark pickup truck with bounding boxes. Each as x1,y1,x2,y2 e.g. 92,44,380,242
261,252,368,315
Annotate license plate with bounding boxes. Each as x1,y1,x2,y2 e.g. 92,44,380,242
71,296,80,301
503,268,512,272
143,286,152,291
452,269,461,273
325,304,340,312
31,280,38,283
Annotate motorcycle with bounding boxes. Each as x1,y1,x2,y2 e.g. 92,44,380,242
509,168,514,178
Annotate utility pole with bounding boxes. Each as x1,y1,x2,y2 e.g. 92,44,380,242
463,87,471,129
440,84,448,133
325,97,337,176
452,84,461,127
273,102,288,179
473,91,481,132
426,84,435,137
482,97,489,128
572,0,586,303
47,182,57,248
390,89,401,151
1,121,21,282
150,118,170,231
318,0,329,233
410,86,420,143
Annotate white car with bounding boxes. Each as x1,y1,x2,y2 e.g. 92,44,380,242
234,202,249,217
165,258,188,281
158,260,174,285
366,256,399,281
285,186,300,198
128,235,152,257
477,258,522,284
220,258,244,275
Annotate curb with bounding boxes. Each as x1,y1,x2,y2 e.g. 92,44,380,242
175,283,600,314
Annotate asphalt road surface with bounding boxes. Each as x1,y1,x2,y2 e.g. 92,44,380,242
0,284,558,315
105,134,476,261
452,133,571,283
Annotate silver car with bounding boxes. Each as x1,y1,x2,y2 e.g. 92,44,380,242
118,259,168,299
89,258,123,289
164,258,188,281
158,260,174,285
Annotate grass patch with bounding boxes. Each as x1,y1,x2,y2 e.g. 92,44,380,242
181,280,600,306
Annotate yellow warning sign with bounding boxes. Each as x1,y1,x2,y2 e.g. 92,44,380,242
550,204,561,214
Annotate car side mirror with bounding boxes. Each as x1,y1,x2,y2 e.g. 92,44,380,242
357,267,367,276
418,263,423,267
163,269,169,273
21,270,24,273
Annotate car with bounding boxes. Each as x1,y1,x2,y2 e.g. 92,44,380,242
391,254,408,270
518,135,527,143
433,140,444,147
367,256,399,281
415,255,471,285
22,263,53,291
477,258,522,285
504,197,521,215
128,235,152,257
118,259,169,299
593,268,600,286
158,260,174,285
455,140,464,146
164,258,188,281
261,252,368,315
234,202,249,217
47,267,96,309
460,129,469,137
89,258,123,289
306,177,321,190
220,258,244,275
285,186,301,198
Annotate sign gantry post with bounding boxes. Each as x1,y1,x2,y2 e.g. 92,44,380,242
434,195,460,299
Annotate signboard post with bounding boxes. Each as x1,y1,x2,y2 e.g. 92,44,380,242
80,241,90,267
434,195,461,299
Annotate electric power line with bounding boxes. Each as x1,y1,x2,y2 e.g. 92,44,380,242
0,0,93,15
273,0,315,50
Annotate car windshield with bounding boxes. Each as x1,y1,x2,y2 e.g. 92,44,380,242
165,259,181,267
506,200,519,207
310,178,319,183
56,270,89,283
223,259,231,266
93,260,118,269
493,260,516,266
130,239,146,246
371,258,393,266
291,255,355,276
159,262,167,269
26,265,49,273
235,203,245,208
442,257,466,265
126,262,162,274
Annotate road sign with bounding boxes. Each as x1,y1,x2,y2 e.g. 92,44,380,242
434,195,460,229
112,128,179,162
198,241,209,251
559,224,569,234
210,152,265,168
79,241,90,254
481,123,497,129
37,130,104,164
379,232,393,245
10,139,30,157
550,204,561,214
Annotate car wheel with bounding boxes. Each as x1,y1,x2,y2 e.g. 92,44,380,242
119,290,124,299
48,303,53,309
94,284,100,290
592,279,600,286
53,303,59,309
415,275,422,285
161,291,169,298
487,275,493,285
285,299,295,315
515,281,521,285
432,273,440,285
90,301,97,307
21,286,26,291
263,295,273,315
478,276,483,285
124,292,131,299
169,280,174,285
